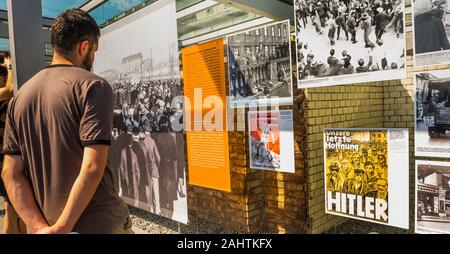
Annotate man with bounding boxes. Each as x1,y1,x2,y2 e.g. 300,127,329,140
1,9,130,234
153,117,179,218
0,52,26,234
346,168,367,196
374,7,390,44
346,11,358,44
356,55,373,73
360,12,375,48
327,161,340,192
414,0,450,54
336,11,349,40
140,130,161,214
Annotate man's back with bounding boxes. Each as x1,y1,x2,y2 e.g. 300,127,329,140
3,65,129,233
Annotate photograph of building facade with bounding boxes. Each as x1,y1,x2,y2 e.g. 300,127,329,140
416,161,450,234
227,20,293,108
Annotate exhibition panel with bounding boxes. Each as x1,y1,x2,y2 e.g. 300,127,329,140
3,0,450,236
93,0,188,224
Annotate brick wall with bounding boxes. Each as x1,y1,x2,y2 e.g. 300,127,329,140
304,83,386,233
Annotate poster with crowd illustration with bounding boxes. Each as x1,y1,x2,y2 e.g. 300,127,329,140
294,0,407,88
248,110,295,173
227,20,293,108
324,129,409,229
93,0,188,224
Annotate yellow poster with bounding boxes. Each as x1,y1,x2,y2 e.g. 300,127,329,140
182,39,231,192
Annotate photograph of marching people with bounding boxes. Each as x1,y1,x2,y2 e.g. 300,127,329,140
413,0,450,67
248,110,295,173
295,0,407,88
416,160,450,234
227,21,293,109
93,0,188,224
415,69,450,158
324,129,409,229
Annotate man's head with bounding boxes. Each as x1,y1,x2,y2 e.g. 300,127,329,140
358,58,365,66
51,9,100,71
330,162,339,176
330,49,335,56
132,127,140,142
354,168,365,182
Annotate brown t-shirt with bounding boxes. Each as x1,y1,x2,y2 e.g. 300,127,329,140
3,65,129,234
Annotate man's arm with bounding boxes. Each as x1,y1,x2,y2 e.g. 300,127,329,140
1,154,49,233
36,145,109,234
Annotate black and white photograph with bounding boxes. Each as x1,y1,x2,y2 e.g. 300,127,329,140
416,160,450,234
415,69,450,158
227,20,293,109
295,0,407,88
413,0,450,67
93,0,188,224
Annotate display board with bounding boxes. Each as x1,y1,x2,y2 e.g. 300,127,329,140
414,69,450,158
324,129,409,229
248,110,295,173
182,39,231,192
226,20,293,108
294,0,407,88
93,0,188,224
413,0,450,67
415,160,450,234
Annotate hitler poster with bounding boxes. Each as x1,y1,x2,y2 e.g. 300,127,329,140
93,0,188,224
295,0,407,88
248,110,295,173
324,129,409,229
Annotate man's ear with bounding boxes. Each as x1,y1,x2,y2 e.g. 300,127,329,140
78,40,90,57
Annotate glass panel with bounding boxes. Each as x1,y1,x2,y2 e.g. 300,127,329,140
89,0,152,26
177,3,261,41
0,37,9,52
176,0,203,11
0,0,89,19
42,0,90,18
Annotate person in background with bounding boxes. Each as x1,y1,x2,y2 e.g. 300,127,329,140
414,0,450,54
1,9,130,234
0,51,26,234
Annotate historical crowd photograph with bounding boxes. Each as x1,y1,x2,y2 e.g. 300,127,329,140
415,69,450,158
227,21,293,108
416,161,450,234
295,0,407,88
93,0,188,224
413,0,450,66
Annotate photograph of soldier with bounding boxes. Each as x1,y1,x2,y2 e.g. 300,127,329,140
325,130,389,222
413,0,450,66
227,21,293,108
295,0,406,88
415,70,450,158
416,161,450,234
93,0,188,224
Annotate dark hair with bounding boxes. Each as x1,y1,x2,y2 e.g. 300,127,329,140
51,9,100,57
